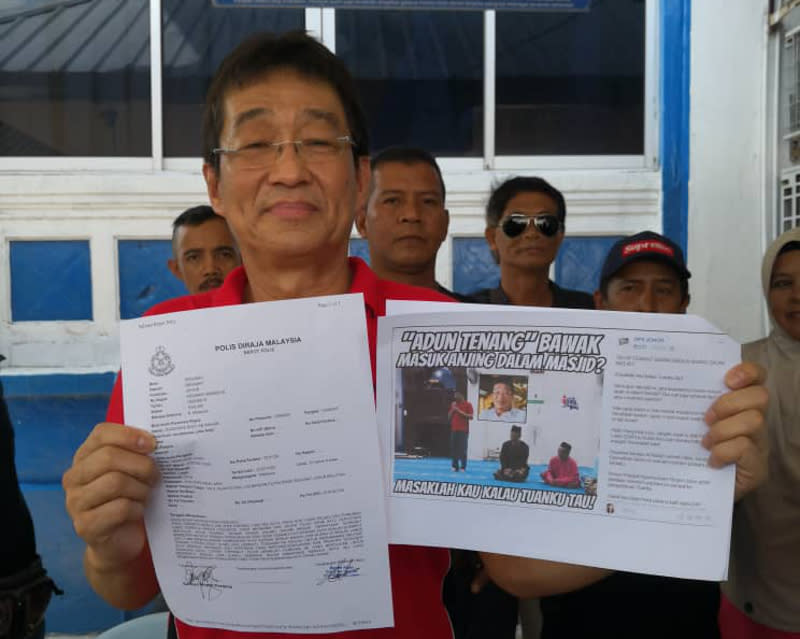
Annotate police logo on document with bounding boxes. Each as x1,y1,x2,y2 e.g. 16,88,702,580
149,346,175,376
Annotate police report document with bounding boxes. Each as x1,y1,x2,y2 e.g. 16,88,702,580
120,294,393,633
377,302,739,580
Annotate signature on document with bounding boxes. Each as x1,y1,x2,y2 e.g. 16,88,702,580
316,559,361,585
181,564,232,601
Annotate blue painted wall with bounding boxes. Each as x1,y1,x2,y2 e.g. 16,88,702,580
555,236,623,294
3,373,165,632
118,240,188,319
5,373,117,632
452,237,498,295
10,241,93,321
348,237,370,264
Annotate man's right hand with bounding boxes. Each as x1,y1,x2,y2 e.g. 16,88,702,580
63,423,158,572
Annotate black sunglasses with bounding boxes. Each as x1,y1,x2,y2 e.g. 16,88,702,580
500,213,563,238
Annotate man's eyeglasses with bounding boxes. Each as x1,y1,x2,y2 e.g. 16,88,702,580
212,136,355,170
500,213,563,239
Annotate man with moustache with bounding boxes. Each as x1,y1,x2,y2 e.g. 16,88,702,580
355,146,465,299
167,205,240,294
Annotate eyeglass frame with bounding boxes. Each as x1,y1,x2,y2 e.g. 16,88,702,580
498,212,564,239
211,135,357,169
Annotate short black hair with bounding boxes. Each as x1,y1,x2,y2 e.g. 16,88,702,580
485,176,566,228
559,442,572,453
370,146,446,202
777,240,800,257
492,378,514,394
203,30,369,171
171,205,225,248
510,425,522,434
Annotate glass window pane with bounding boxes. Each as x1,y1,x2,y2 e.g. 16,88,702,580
496,2,645,155
162,2,304,157
336,10,483,157
0,0,150,156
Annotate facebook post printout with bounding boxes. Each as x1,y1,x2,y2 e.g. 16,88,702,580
377,303,739,581
120,294,393,633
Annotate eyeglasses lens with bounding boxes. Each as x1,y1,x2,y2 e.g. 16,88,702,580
535,216,560,237
500,214,560,238
500,216,528,238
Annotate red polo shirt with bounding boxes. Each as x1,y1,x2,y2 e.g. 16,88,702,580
105,258,454,639
545,456,580,487
449,400,474,433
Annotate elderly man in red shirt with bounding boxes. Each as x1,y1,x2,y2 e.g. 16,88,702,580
62,32,769,639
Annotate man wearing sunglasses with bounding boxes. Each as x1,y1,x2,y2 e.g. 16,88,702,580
467,176,593,310
466,176,594,639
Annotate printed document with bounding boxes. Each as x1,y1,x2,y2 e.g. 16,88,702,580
377,303,739,580
120,294,393,633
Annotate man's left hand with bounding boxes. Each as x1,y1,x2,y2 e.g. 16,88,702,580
702,361,769,501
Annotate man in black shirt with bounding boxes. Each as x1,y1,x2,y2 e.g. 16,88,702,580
466,177,593,309
493,426,530,482
466,176,591,638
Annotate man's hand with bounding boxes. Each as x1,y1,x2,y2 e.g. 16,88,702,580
62,422,160,608
701,361,769,501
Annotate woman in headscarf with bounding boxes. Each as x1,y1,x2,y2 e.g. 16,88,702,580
720,227,800,639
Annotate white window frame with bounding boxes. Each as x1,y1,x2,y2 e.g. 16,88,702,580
0,0,659,173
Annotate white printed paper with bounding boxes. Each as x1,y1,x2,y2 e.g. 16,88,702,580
120,294,393,633
377,304,739,581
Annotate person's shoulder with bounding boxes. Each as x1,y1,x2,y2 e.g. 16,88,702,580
143,291,216,317
463,288,495,304
551,282,594,309
379,279,454,303
435,283,472,302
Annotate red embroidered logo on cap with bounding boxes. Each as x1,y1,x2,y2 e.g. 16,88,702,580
622,240,675,257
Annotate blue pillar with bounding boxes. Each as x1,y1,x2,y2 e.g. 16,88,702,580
661,0,691,255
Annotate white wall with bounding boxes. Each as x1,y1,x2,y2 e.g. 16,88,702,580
688,0,770,344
